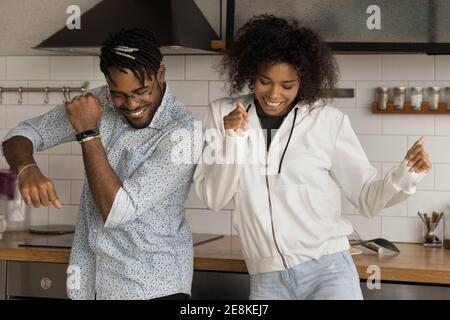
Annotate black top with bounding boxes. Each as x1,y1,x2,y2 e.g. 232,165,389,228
256,107,288,150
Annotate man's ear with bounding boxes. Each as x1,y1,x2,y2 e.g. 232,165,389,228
157,64,166,84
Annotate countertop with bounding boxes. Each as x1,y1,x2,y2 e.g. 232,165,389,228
1,232,450,285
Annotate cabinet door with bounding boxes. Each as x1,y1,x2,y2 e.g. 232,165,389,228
7,261,68,299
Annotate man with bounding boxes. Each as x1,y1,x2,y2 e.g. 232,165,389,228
1,29,199,300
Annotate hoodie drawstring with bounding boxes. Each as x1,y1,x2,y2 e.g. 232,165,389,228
278,107,298,174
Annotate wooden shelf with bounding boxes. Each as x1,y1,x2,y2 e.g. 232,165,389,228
373,101,450,114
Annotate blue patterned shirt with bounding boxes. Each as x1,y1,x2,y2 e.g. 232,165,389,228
2,85,199,299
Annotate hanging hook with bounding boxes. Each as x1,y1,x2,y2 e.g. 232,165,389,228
0,87,3,104
44,87,49,104
66,86,71,101
18,87,23,104
62,87,68,103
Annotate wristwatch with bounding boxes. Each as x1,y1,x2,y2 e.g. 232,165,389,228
76,128,101,143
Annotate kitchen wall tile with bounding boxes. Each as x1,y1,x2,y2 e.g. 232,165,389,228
6,56,49,80
379,201,407,217
184,184,234,210
185,208,232,235
49,155,84,180
382,162,434,191
358,135,406,162
408,135,450,163
335,54,382,81
435,116,450,136
436,56,450,81
342,214,381,240
0,57,6,79
337,107,382,135
27,80,72,105
382,115,435,136
0,81,29,104
356,80,408,109
53,180,71,205
50,56,94,80
381,216,422,243
29,206,49,227
93,57,103,81
163,56,185,80
407,190,450,216
71,142,82,155
186,55,222,80
435,164,450,191
6,105,49,129
168,81,209,106
49,205,79,225
382,55,435,80
209,81,228,102
78,80,106,90
0,105,6,128
70,180,84,205
186,106,208,122
43,143,73,155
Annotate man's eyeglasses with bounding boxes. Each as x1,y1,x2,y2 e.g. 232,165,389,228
109,79,156,106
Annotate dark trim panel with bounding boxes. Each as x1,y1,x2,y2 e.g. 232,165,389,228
328,42,450,55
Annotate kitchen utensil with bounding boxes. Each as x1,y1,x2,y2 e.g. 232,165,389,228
418,211,443,247
351,238,400,253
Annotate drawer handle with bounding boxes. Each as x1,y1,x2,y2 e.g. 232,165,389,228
40,277,52,290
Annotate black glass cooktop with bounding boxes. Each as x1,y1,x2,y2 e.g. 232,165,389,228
19,233,223,249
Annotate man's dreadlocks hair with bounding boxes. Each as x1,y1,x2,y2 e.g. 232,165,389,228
100,28,162,86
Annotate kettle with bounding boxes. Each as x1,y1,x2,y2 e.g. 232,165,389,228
0,170,29,231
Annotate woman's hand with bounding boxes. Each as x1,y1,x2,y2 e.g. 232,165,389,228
405,137,431,173
223,101,248,136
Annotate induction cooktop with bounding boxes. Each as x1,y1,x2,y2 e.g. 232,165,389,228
19,232,223,249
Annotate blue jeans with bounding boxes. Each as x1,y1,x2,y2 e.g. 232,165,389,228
249,251,363,300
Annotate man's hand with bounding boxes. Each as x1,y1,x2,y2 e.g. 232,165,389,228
65,93,103,133
405,137,431,173
18,165,62,209
223,101,248,135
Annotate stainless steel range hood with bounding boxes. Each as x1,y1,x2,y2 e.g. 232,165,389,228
34,0,221,55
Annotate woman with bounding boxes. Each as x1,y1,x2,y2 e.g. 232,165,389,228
193,15,431,300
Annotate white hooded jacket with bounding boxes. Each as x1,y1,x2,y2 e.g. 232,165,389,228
194,94,425,275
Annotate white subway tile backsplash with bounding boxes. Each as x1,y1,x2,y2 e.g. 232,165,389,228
358,135,406,162
335,55,382,81
50,56,94,80
93,57,103,81
53,180,71,205
209,81,228,102
49,205,79,225
185,209,232,235
0,105,6,128
6,105,49,129
436,56,450,81
43,143,73,155
356,80,408,109
381,216,422,243
382,55,435,80
49,155,84,180
163,56,185,80
168,81,209,105
337,107,382,134
342,214,381,240
407,190,450,216
435,164,450,191
70,180,83,205
382,115,435,135
6,57,49,80
186,55,222,80
34,154,49,176
0,57,6,79
435,117,450,136
380,201,407,217
186,106,208,122
329,81,356,108
71,142,82,155
29,206,49,227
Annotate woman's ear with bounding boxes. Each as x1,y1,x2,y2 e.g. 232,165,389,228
157,64,166,84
